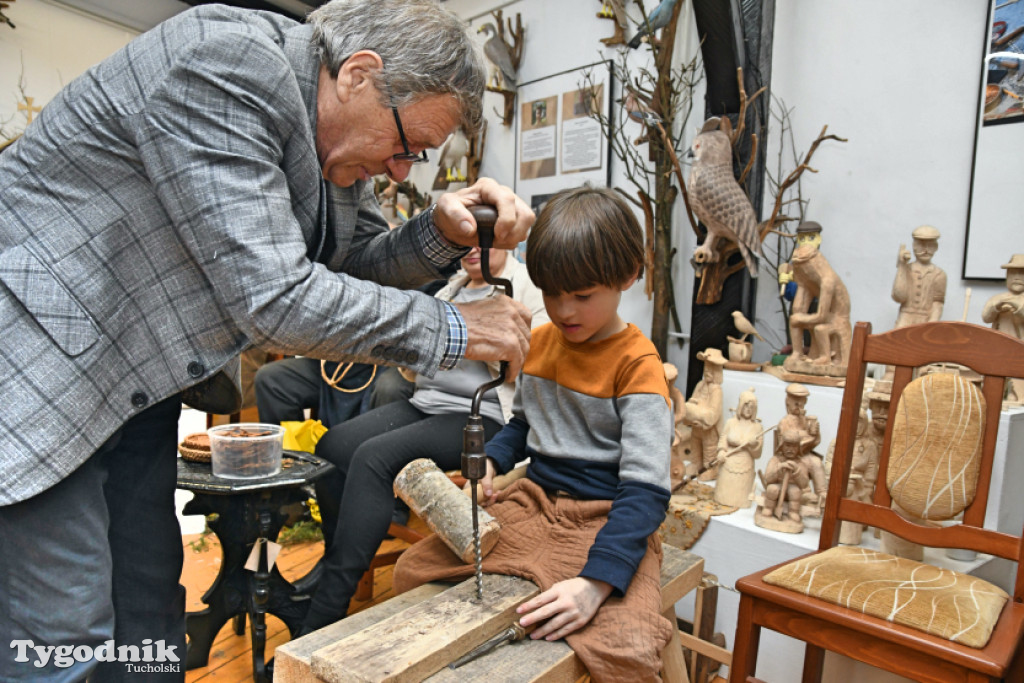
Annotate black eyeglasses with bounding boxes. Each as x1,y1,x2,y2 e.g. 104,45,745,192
390,106,429,164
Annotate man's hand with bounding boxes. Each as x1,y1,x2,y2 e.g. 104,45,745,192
516,577,614,641
455,296,531,378
433,178,533,249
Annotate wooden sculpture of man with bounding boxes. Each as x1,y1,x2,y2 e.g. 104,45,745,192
892,225,946,328
782,221,852,378
681,348,727,481
775,383,827,514
757,430,814,533
982,254,1024,405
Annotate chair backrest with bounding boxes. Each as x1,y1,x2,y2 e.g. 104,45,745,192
821,321,1024,601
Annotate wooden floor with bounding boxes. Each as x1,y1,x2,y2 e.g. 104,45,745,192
180,515,428,683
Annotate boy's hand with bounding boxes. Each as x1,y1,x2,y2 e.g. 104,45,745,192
480,458,499,504
516,577,614,641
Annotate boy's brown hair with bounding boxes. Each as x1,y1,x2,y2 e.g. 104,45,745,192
525,186,645,294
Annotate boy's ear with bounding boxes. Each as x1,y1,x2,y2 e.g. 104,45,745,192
620,268,641,291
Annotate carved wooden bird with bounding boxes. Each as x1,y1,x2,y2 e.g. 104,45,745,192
627,0,679,49
478,23,517,89
686,121,762,277
731,310,765,343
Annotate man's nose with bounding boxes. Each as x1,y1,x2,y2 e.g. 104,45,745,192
385,159,413,182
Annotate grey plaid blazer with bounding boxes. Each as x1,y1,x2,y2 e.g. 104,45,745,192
0,6,455,504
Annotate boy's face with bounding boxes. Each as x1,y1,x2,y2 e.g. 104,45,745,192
543,281,630,344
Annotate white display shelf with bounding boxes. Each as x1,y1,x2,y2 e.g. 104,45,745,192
670,369,1024,683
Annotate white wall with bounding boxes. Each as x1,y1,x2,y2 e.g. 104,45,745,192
0,0,139,138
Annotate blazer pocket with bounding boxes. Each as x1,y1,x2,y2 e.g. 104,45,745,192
0,244,100,356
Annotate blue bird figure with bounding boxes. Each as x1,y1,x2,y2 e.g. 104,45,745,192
627,0,679,49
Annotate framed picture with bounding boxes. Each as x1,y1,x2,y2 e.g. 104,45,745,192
964,0,1024,280
514,61,613,210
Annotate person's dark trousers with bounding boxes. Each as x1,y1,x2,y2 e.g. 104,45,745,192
365,366,414,411
304,400,502,630
254,356,373,429
0,394,185,682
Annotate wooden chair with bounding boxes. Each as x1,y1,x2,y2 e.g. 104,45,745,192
731,321,1024,683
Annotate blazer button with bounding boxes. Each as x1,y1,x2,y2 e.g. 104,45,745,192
404,350,419,364
371,344,385,357
131,391,148,408
187,361,205,378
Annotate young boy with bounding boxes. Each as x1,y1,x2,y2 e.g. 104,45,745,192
393,186,674,681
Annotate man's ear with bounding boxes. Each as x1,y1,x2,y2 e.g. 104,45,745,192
334,50,383,103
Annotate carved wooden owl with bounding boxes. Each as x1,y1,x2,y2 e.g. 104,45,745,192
687,125,761,277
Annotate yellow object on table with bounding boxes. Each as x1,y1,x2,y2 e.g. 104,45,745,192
280,419,327,453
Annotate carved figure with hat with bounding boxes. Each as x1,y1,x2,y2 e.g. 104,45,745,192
756,429,814,533
892,225,946,329
681,348,727,480
982,254,1024,404
781,221,852,378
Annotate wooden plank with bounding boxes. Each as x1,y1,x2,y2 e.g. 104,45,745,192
661,545,704,605
694,573,719,683
424,635,585,683
278,546,702,683
275,583,448,683
311,574,540,683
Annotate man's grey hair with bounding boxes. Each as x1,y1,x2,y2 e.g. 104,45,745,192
308,0,486,134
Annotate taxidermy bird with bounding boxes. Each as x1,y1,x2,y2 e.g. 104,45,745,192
627,0,679,49
432,130,469,190
686,121,762,277
597,0,628,46
478,23,517,90
619,86,661,124
731,311,765,343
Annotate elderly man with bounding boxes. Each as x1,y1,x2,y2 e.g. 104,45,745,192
0,1,532,680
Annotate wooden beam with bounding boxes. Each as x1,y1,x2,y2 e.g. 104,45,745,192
311,575,539,683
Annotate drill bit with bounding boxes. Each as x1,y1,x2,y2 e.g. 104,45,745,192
448,622,529,669
462,205,513,601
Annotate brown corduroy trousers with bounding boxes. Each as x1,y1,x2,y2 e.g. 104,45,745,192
393,478,673,683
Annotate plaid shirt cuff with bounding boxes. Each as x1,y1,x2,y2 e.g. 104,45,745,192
440,301,467,370
419,204,470,268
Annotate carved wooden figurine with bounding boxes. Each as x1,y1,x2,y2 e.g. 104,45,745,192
892,225,946,328
687,119,762,278
681,348,727,481
664,362,689,491
837,392,886,545
712,389,764,508
782,221,852,379
776,383,827,518
981,254,1024,406
756,430,819,534
727,310,764,364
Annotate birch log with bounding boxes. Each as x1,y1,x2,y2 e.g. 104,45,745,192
394,458,501,564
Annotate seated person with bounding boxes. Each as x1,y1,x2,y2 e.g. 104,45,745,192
300,245,547,632
394,186,674,682
254,280,446,427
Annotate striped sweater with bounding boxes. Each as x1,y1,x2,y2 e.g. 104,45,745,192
486,322,673,593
